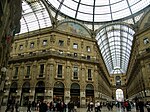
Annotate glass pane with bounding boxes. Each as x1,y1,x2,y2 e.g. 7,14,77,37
96,23,135,74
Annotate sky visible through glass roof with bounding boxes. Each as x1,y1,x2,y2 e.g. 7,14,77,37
18,0,52,34
47,0,150,22
96,24,135,74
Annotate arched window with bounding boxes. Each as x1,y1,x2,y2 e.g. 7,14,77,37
116,89,124,102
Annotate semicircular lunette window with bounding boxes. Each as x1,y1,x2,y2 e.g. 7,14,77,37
18,0,52,34
96,23,135,75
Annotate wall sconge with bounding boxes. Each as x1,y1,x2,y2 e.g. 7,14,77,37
6,76,9,80
5,82,8,85
1,67,7,73
16,90,18,93
3,90,6,93
7,81,11,85
44,90,47,93
29,90,31,93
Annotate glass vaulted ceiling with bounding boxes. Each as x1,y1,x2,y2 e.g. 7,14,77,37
96,24,135,74
18,0,51,34
47,0,150,22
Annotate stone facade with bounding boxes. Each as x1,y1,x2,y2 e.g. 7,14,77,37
126,10,150,102
3,25,112,107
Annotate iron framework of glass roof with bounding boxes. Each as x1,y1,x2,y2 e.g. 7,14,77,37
46,0,150,23
96,23,135,74
18,0,52,34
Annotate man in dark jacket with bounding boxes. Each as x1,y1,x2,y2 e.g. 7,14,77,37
39,100,48,112
138,99,145,112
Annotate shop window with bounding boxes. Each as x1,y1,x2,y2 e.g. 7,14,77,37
143,38,149,44
58,40,64,46
57,65,62,78
73,43,78,49
73,67,78,79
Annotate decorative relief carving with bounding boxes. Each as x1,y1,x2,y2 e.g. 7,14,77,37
50,34,55,43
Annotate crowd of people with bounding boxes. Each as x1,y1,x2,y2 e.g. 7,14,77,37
4,97,150,112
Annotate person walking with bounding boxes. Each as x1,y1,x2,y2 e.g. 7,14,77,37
27,101,31,112
146,101,150,112
138,99,144,112
15,101,19,112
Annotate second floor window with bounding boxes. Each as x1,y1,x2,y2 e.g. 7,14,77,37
15,67,18,76
59,50,63,55
19,45,23,50
43,40,47,46
57,65,62,78
143,38,149,44
59,40,64,46
73,43,78,49
73,67,78,79
86,46,91,52
87,55,91,60
40,64,44,74
88,69,92,80
30,42,34,48
27,66,30,76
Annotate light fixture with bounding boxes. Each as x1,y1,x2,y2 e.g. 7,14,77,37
1,67,7,73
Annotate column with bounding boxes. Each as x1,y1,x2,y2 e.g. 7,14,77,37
45,87,53,102
80,90,86,107
29,89,35,101
64,88,70,104
16,89,21,103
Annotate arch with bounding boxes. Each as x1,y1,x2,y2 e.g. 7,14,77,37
116,89,124,102
21,81,30,106
70,83,80,107
22,81,30,89
54,81,64,88
53,81,65,101
86,84,94,90
138,9,150,30
10,82,18,89
18,0,52,34
36,81,45,88
35,81,45,102
57,19,91,38
71,83,80,89
96,22,135,34
95,22,135,74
